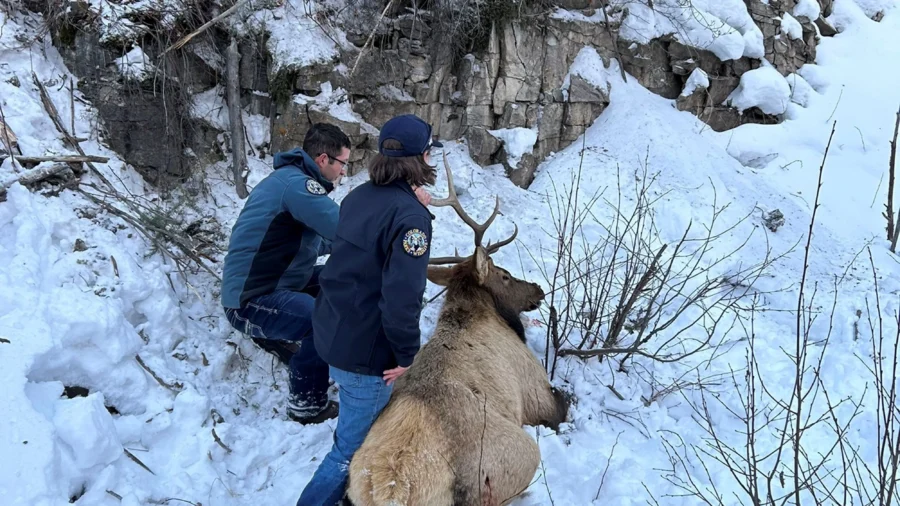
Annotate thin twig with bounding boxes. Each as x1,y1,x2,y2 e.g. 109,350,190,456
349,0,395,77
889,104,900,249
135,354,183,392
793,120,836,506
124,448,155,475
594,431,622,501
0,102,19,171
212,428,233,454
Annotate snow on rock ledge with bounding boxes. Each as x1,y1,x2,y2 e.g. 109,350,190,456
727,66,793,115
488,127,539,169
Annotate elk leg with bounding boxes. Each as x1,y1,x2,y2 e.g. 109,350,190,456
453,418,540,506
521,369,571,431
540,387,571,432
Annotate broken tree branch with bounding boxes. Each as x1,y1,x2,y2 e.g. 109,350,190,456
350,0,395,78
162,0,250,55
31,72,114,190
226,37,249,199
77,186,222,280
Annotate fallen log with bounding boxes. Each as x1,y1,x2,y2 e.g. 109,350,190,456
2,163,71,189
12,155,109,164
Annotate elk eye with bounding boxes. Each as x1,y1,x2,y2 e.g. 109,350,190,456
502,275,510,281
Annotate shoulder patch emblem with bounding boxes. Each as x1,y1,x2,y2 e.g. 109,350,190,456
306,179,326,195
402,228,429,257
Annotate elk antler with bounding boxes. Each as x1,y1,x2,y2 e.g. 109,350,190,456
428,152,517,265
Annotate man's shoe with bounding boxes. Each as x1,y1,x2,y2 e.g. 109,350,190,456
288,400,339,424
251,337,299,365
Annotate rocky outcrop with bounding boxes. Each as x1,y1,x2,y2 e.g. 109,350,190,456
746,0,818,76
38,0,834,189
46,2,224,185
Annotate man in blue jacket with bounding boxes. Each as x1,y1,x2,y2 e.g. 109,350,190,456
221,123,350,424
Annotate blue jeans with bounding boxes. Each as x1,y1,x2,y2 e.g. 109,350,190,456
296,366,393,506
224,268,329,415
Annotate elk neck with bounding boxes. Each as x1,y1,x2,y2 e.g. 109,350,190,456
440,278,526,343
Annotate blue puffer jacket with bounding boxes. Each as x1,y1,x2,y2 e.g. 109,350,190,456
221,148,338,309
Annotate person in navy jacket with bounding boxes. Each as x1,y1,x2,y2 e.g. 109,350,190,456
297,114,440,506
221,123,350,425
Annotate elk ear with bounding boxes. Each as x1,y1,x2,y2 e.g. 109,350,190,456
427,266,454,286
474,247,491,285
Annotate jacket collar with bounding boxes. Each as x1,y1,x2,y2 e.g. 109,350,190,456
393,179,435,219
273,148,335,193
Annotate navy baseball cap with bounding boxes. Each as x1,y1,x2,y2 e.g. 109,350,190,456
378,114,443,157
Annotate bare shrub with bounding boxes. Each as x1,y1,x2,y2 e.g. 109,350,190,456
652,123,900,506
528,146,782,380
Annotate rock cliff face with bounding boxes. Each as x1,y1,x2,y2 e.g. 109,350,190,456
37,0,848,189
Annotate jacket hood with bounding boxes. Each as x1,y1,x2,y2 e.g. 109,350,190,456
273,148,335,193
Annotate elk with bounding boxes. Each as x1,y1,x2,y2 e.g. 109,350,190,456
346,154,570,506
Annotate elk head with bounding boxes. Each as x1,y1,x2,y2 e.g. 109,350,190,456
427,153,545,315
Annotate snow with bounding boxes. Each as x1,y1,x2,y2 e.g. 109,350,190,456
681,68,710,96
562,46,614,98
843,0,899,18
85,0,186,44
377,85,415,102
785,72,815,106
780,12,804,39
3,2,900,506
240,0,347,73
488,127,538,168
609,0,763,60
726,66,793,115
828,0,895,31
553,0,772,62
114,46,155,81
794,0,823,21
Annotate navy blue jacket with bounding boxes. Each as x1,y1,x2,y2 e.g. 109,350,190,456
221,148,338,309
313,180,434,376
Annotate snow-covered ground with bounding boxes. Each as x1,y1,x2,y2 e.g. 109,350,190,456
3,0,900,505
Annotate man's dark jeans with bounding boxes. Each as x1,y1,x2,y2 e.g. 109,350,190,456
224,266,329,416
